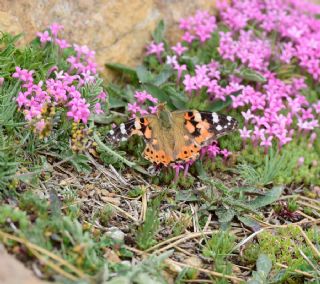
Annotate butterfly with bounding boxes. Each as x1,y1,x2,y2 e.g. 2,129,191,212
107,104,238,166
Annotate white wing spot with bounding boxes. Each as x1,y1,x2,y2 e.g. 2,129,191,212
227,116,232,121
134,119,141,129
224,125,228,129
216,125,222,131
109,129,115,136
212,112,219,123
121,137,127,142
120,123,127,135
194,111,202,122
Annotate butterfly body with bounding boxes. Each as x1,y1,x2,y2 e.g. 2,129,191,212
107,107,238,166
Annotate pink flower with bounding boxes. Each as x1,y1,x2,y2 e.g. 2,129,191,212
260,135,273,149
0,77,4,86
183,74,196,94
97,91,107,102
134,91,149,104
297,156,304,167
94,102,104,114
171,42,188,56
50,23,63,37
12,67,34,82
149,105,158,114
37,31,51,43
174,63,187,82
146,42,165,63
35,119,46,132
207,143,220,158
166,55,178,66
128,102,141,114
16,92,29,108
55,38,70,49
239,127,251,140
220,149,231,159
172,163,184,181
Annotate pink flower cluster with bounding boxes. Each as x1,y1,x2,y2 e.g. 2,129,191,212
218,30,271,71
179,10,217,43
15,24,107,134
37,23,69,48
38,23,98,84
136,1,320,173
128,91,158,117
174,1,319,153
218,0,320,80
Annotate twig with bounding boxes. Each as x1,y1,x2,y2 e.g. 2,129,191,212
125,245,244,283
102,201,139,223
297,200,320,212
148,231,218,253
298,248,320,276
168,259,244,283
276,263,315,278
140,189,148,222
30,247,78,281
296,225,320,259
232,229,265,252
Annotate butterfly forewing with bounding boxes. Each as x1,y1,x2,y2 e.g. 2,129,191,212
176,110,238,146
106,117,152,143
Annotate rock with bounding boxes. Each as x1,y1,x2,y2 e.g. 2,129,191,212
0,245,49,284
0,0,216,78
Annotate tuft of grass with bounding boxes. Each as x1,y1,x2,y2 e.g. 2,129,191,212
135,195,162,250
202,230,236,284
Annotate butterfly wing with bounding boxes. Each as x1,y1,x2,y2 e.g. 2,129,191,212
106,117,152,143
107,116,175,165
172,110,238,161
108,110,238,166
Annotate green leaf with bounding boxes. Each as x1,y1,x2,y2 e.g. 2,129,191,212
134,273,162,284
247,279,261,284
216,207,235,224
69,153,92,173
220,61,237,75
143,84,174,109
152,66,173,86
162,86,187,110
256,254,272,276
107,276,130,284
237,68,267,83
152,20,165,43
94,132,150,176
249,186,283,209
176,190,198,202
204,97,232,112
105,63,138,81
136,65,154,83
238,216,261,231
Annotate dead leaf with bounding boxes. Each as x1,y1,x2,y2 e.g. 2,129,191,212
104,248,121,263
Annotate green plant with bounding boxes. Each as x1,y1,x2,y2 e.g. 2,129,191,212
203,230,236,284
136,196,161,250
248,254,272,284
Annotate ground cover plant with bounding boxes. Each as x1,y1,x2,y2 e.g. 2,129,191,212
0,0,320,283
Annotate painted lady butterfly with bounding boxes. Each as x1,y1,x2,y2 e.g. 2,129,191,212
107,104,238,166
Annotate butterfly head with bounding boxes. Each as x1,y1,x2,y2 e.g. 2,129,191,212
156,103,172,129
